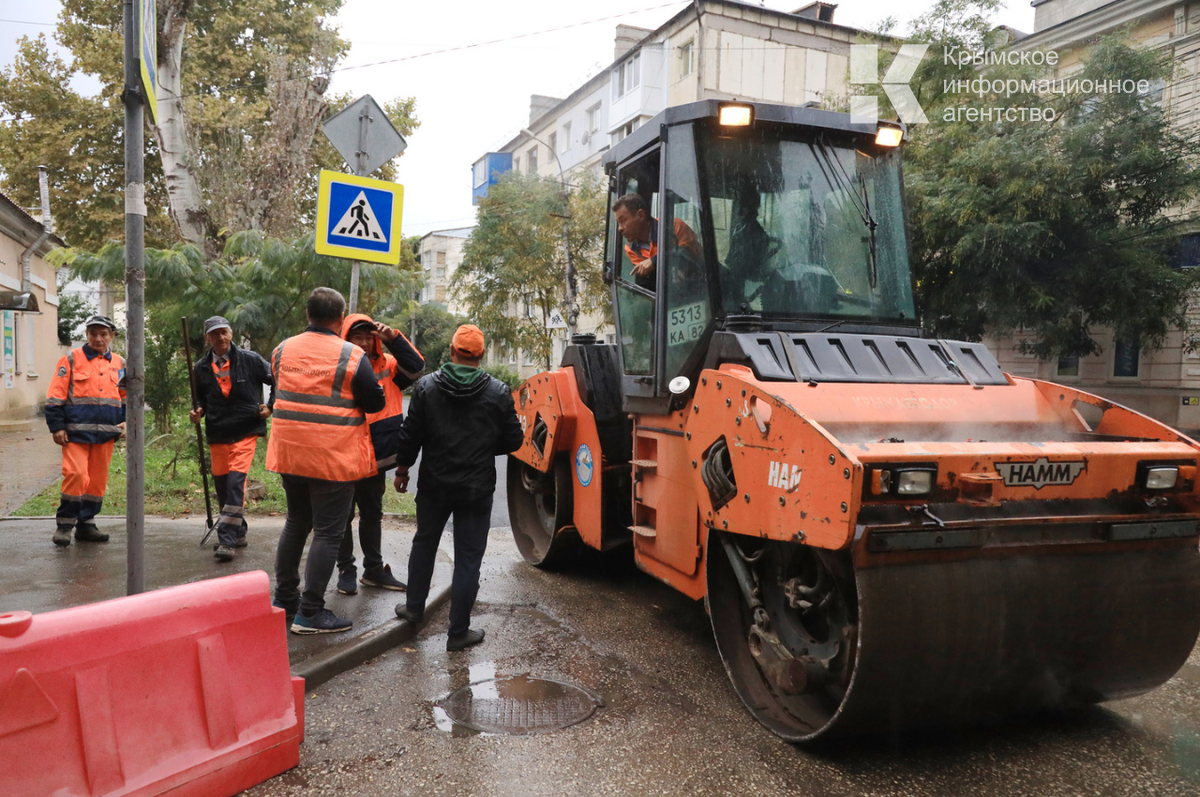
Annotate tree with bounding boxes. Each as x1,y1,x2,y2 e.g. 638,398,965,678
903,1,1200,357
56,274,96,346
392,302,466,372
453,171,608,367
57,232,415,358
0,1,419,254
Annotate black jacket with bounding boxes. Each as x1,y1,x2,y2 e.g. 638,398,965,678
396,368,524,502
194,344,274,445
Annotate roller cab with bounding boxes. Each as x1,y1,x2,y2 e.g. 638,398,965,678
508,100,1200,741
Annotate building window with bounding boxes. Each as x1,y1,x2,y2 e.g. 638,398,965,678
436,265,445,279
561,122,570,152
679,39,694,79
614,52,640,98
586,104,600,133
527,146,538,173
548,131,557,154
472,159,487,188
435,285,446,302
1113,339,1139,377
612,118,639,145
513,156,520,173
1177,233,1200,269
1057,355,1079,377
437,251,446,265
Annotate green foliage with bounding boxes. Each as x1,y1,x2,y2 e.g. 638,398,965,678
391,302,466,371
452,171,609,366
55,232,415,358
904,7,1200,357
483,364,522,391
55,275,96,346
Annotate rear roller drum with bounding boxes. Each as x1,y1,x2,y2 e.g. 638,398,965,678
508,457,582,569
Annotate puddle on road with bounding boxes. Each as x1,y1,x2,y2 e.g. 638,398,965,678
433,668,602,736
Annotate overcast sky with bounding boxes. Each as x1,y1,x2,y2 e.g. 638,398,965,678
1,0,1037,239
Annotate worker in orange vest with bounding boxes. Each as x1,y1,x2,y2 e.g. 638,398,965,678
335,313,424,595
188,315,275,562
268,288,386,634
44,315,126,547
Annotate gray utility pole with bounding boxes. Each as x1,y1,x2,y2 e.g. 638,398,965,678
322,94,407,314
520,128,577,337
122,0,146,595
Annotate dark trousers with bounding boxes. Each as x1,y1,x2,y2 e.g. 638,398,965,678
337,471,386,575
274,474,356,617
213,473,249,547
405,491,493,638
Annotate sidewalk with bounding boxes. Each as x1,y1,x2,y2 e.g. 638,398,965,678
0,514,453,689
0,428,63,516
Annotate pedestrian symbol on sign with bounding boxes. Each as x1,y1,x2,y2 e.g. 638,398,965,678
333,192,386,243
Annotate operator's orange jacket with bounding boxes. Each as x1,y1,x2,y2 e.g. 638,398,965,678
266,329,377,482
340,313,424,471
44,346,126,444
623,217,700,267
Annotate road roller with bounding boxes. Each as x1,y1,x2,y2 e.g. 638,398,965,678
506,99,1200,741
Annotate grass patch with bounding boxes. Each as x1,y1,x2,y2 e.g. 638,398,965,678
12,421,416,517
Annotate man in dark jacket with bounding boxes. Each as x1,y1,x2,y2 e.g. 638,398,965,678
393,324,524,651
336,313,424,594
188,315,274,561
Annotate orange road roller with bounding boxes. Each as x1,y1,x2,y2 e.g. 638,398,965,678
507,100,1200,741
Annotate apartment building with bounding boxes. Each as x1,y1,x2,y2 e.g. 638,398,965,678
418,227,472,317
471,0,880,380
0,187,63,426
990,0,1200,433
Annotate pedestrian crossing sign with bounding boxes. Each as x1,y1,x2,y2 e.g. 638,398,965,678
314,170,404,265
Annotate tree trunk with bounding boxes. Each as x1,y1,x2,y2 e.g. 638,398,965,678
154,0,221,259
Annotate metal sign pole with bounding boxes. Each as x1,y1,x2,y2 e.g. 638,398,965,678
347,104,371,314
122,0,146,595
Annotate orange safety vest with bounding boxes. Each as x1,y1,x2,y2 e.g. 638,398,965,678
45,347,126,444
266,331,376,482
212,357,231,397
367,350,404,425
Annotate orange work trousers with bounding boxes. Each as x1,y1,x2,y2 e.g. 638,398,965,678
56,440,116,525
209,436,258,547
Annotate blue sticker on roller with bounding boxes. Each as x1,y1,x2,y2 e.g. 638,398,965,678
575,444,593,487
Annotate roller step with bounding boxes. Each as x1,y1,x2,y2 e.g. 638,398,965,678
630,525,657,538
632,459,658,469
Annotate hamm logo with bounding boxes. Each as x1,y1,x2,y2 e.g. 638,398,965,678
994,458,1086,489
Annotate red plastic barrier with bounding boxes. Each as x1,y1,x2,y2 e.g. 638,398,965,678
0,571,304,797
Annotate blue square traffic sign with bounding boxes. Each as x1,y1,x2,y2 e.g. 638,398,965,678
314,170,404,265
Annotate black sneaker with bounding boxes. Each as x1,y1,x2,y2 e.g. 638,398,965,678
336,569,358,595
361,564,406,591
214,545,235,562
75,523,109,543
291,609,352,635
395,605,424,624
447,629,485,651
53,525,73,547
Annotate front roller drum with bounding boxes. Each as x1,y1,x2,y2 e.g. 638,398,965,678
706,531,1200,741
508,456,583,569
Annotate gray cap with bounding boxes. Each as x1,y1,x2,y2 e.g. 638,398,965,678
83,314,116,331
203,316,232,335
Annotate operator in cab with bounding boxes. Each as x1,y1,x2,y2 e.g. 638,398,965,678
613,193,702,291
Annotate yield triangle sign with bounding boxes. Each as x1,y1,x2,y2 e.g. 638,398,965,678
331,191,387,244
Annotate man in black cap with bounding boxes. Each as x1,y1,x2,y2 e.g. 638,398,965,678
189,315,274,561
45,315,126,546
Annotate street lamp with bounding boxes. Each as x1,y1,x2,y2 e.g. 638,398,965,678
521,127,578,338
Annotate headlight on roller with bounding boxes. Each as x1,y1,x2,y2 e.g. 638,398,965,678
1144,467,1179,490
869,465,937,497
896,470,935,495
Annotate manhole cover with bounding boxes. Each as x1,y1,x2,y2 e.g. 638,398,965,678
437,674,601,735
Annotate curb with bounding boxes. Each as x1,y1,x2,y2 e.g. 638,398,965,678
293,583,452,691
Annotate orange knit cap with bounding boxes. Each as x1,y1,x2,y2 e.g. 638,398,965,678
450,324,486,358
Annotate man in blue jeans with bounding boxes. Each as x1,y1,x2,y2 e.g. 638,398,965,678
392,325,524,651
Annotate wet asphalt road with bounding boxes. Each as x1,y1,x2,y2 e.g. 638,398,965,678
248,528,1200,797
